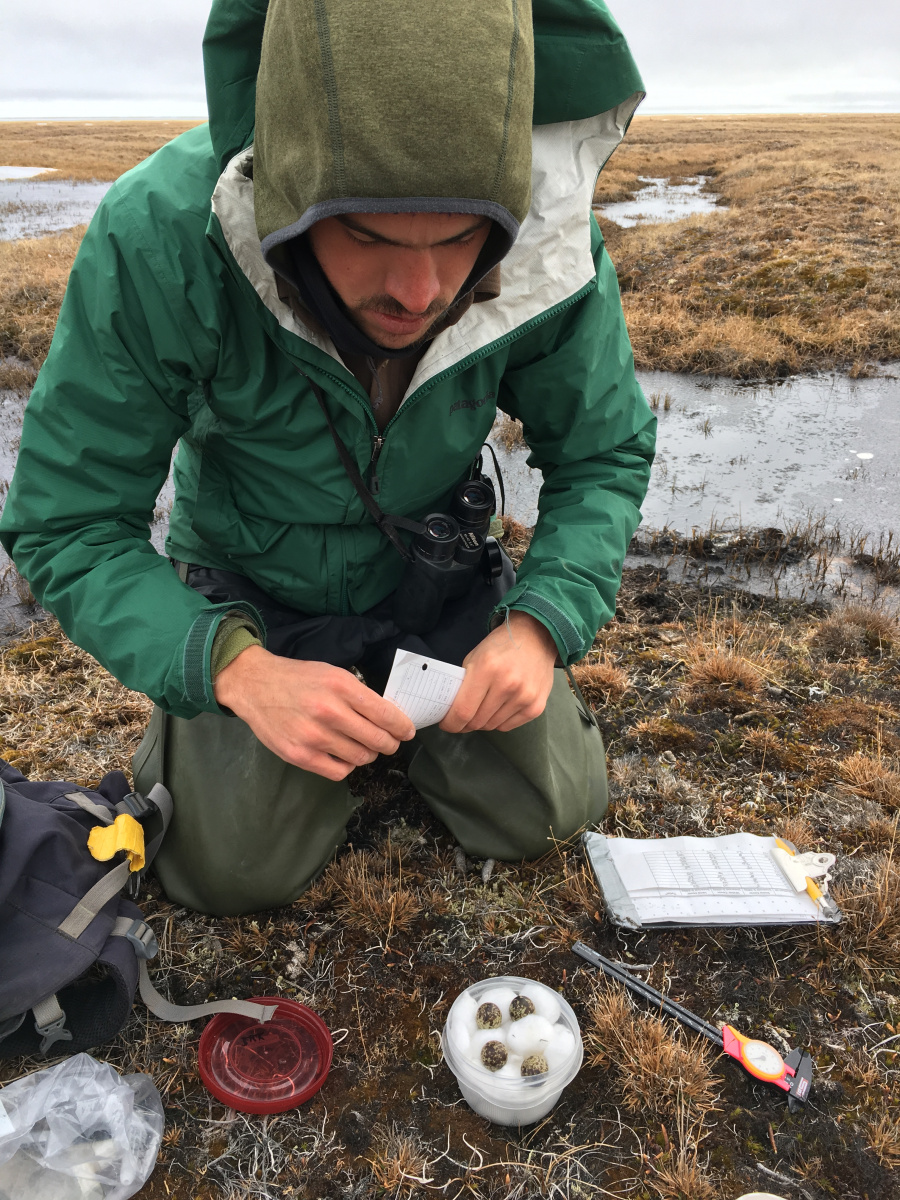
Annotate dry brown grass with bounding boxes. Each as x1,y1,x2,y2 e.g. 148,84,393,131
740,726,799,771
812,602,899,659
597,114,900,376
0,620,150,785
367,1124,435,1196
0,121,202,181
837,752,900,809
685,651,763,695
650,1143,718,1200
499,514,532,568
570,658,630,703
0,229,84,388
584,980,721,1117
776,812,815,850
834,850,900,969
493,413,525,451
865,1113,900,1169
629,716,700,753
320,847,423,936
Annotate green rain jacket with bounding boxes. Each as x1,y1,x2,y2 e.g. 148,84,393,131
0,0,655,720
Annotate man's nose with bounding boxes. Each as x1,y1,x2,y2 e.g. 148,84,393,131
384,251,442,315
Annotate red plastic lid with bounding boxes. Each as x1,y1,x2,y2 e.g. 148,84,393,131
198,997,333,1114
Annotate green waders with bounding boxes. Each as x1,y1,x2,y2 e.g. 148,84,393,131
133,669,607,916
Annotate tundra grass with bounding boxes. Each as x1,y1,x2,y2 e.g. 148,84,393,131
596,113,900,378
0,120,201,182
2,534,900,1198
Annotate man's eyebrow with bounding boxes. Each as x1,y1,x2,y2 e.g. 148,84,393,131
335,214,489,246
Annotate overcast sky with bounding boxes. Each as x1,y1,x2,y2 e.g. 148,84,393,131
2,0,898,119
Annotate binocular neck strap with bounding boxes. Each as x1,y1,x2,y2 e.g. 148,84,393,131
295,367,420,563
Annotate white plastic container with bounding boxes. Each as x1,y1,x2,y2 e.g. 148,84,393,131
441,974,583,1126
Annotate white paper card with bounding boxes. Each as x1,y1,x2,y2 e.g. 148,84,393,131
383,649,466,729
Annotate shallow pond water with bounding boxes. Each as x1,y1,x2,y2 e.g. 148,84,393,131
486,368,900,605
595,176,723,227
0,178,112,240
491,369,900,538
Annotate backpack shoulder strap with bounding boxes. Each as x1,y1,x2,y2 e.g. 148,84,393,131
109,916,276,1024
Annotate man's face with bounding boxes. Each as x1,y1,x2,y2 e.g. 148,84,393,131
308,212,492,350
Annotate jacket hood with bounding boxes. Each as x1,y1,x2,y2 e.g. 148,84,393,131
202,0,644,177
253,0,534,264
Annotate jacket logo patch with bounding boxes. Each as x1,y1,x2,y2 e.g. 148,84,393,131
450,390,496,415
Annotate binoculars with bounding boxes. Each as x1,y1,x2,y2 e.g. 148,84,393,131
393,476,504,635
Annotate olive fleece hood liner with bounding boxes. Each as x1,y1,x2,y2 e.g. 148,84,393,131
253,0,534,275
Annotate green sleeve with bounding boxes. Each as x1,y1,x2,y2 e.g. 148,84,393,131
0,189,261,717
495,233,656,663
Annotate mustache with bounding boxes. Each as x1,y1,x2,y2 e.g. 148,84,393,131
356,294,451,320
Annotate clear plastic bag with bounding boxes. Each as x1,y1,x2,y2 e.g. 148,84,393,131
0,1053,164,1200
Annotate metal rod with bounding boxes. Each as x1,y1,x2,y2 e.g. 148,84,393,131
572,942,724,1046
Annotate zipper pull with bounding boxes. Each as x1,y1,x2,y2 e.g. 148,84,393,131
369,435,385,495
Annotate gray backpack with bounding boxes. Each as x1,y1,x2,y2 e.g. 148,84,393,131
0,760,272,1059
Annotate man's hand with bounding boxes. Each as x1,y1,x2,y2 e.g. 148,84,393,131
214,645,416,781
440,611,558,734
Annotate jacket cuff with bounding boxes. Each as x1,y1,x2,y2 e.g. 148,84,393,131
493,587,586,665
181,602,264,714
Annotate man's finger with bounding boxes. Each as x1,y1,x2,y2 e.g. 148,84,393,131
344,683,416,741
316,729,383,767
330,710,404,757
440,677,490,732
300,751,357,782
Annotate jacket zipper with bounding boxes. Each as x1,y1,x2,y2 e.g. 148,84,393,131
369,435,385,495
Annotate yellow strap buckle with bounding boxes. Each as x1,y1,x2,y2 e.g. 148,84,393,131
87,813,146,873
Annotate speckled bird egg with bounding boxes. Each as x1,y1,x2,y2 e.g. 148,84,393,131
475,1001,503,1030
508,994,536,1021
506,1014,555,1057
466,1027,508,1066
480,1040,508,1071
521,1053,549,1077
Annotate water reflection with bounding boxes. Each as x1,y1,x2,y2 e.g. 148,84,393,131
0,178,112,240
596,176,723,227
490,370,899,537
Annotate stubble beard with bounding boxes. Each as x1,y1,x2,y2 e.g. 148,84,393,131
352,294,454,352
